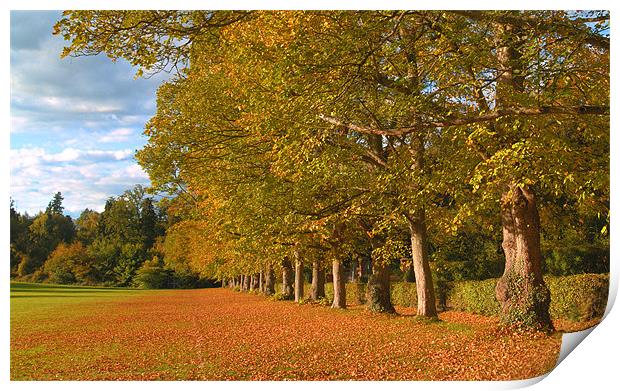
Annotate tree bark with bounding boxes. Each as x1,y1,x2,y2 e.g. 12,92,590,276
366,262,395,313
311,260,325,300
350,260,358,282
243,275,250,291
366,237,395,313
264,265,275,295
294,251,304,302
331,259,346,309
496,185,552,329
281,257,294,300
251,273,259,291
407,210,438,318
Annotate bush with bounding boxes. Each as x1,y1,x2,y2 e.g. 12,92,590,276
391,282,418,307
331,274,609,322
43,242,94,284
17,253,38,277
545,274,609,321
267,274,608,322
347,283,366,305
447,279,499,316
134,257,170,289
447,274,609,321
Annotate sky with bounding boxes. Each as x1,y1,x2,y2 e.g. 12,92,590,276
10,10,169,217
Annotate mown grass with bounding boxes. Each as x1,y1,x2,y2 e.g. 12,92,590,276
10,282,561,381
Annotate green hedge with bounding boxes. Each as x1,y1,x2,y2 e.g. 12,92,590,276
545,274,609,321
446,274,609,321
447,279,500,316
270,274,608,321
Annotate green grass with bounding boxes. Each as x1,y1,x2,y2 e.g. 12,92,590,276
11,282,150,322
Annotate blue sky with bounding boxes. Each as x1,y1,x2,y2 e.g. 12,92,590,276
10,10,169,217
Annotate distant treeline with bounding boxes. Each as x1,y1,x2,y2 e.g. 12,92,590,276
10,187,217,289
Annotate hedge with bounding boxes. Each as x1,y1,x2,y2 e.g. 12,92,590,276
270,274,608,322
545,274,609,321
447,274,609,321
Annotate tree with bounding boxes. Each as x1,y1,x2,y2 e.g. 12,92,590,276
134,256,171,289
43,242,96,284
46,192,65,215
75,209,100,245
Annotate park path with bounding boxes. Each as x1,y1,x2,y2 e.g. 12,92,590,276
11,288,561,380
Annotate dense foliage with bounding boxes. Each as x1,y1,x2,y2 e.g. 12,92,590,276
10,188,211,288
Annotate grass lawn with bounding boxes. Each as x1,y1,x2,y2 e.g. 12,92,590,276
11,282,562,380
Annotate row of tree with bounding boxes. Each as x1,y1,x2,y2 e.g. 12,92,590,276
52,10,609,329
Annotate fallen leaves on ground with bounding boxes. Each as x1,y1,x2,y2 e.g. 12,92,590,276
11,288,563,380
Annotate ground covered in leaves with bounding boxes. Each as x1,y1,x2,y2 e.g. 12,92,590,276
11,282,564,380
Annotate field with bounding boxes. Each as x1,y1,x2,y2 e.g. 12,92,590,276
11,282,562,380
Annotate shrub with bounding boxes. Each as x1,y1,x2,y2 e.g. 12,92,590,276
448,278,500,316
272,292,289,301
545,274,609,321
134,257,170,289
17,253,38,277
391,282,417,307
447,274,609,321
544,245,609,276
271,273,608,322
43,242,94,284
347,283,366,305
325,283,334,302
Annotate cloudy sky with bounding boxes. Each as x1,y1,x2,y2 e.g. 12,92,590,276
10,10,169,217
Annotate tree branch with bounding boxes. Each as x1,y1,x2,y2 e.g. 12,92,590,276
319,105,609,137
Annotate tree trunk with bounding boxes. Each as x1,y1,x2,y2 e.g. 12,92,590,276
365,235,394,313
243,275,250,291
251,274,259,291
407,210,438,318
311,260,325,300
264,266,275,295
491,25,552,330
366,262,395,313
331,259,346,309
259,270,264,293
294,251,304,302
496,185,552,329
350,260,358,282
281,257,294,300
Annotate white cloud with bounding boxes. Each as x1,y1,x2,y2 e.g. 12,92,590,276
43,148,81,162
125,163,149,179
10,147,149,215
98,128,134,143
